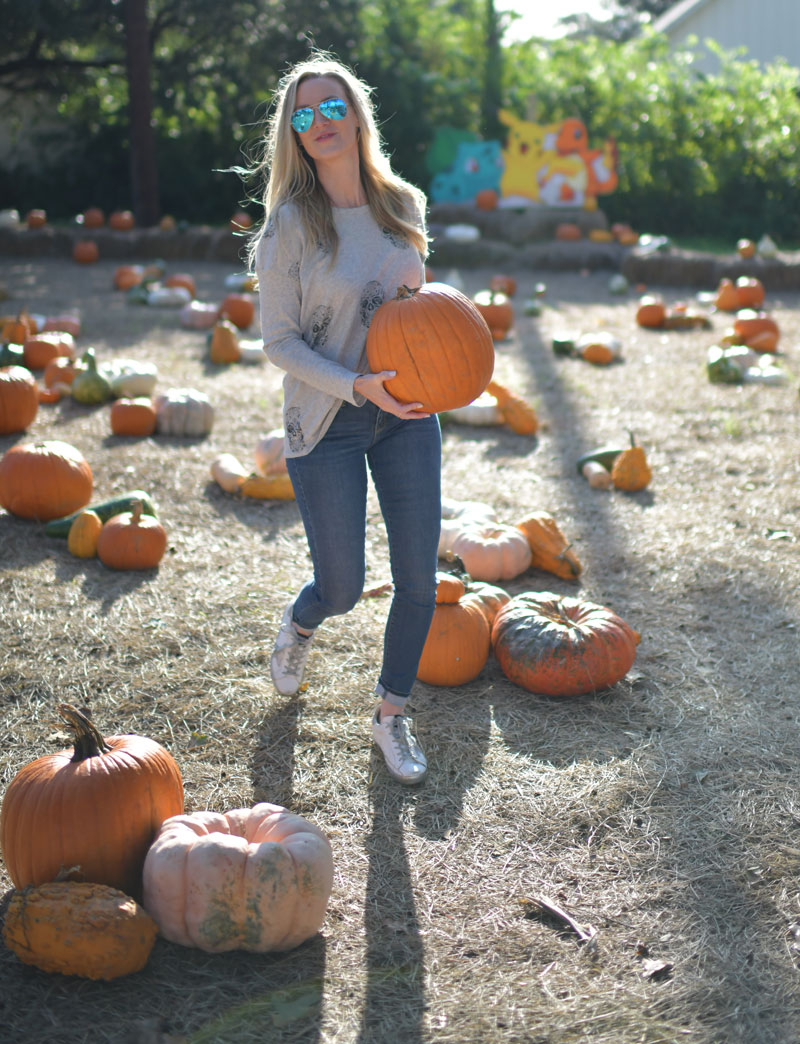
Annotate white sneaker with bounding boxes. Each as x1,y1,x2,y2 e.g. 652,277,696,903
372,708,427,784
270,602,313,696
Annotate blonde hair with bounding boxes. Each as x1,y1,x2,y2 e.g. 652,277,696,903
246,52,427,270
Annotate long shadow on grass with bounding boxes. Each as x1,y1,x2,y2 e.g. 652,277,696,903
251,694,304,810
358,776,426,1044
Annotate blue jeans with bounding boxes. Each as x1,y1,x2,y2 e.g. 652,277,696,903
286,400,441,708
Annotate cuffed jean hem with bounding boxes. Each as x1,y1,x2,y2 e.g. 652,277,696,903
375,680,410,710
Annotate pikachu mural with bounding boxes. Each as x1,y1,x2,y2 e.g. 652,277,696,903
429,111,617,210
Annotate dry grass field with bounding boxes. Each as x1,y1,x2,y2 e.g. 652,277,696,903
1,252,800,1044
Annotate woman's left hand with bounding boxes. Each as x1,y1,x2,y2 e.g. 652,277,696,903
353,371,431,418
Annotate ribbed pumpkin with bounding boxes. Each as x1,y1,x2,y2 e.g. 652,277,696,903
110,397,157,437
365,282,494,413
0,704,184,898
515,511,582,581
0,439,92,521
97,500,167,569
417,573,491,686
491,592,640,697
450,523,532,582
466,580,511,627
0,365,39,435
3,882,158,980
142,803,333,953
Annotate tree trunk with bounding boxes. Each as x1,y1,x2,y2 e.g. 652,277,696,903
123,0,159,226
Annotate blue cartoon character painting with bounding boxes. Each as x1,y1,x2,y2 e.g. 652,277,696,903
429,139,504,205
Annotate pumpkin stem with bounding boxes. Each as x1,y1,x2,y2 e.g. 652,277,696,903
395,285,420,300
58,703,111,760
625,428,637,447
130,499,143,525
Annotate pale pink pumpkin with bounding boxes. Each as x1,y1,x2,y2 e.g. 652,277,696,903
142,802,333,953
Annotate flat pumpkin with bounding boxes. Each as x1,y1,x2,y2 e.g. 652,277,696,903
365,282,494,414
491,592,640,697
142,802,334,953
3,882,157,980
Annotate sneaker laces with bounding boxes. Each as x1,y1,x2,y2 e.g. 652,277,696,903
388,716,423,763
283,634,310,672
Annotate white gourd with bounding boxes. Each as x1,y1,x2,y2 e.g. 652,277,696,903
155,388,214,436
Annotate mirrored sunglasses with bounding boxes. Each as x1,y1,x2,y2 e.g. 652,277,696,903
291,97,348,134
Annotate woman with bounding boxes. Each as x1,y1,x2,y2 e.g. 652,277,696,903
248,53,440,784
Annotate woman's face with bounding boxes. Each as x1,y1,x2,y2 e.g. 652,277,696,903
292,75,360,164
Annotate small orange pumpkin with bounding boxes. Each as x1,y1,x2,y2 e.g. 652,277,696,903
735,276,765,309
417,572,492,686
209,320,241,364
23,331,75,371
635,294,666,329
73,240,100,264
732,310,779,353
475,188,499,211
43,355,81,388
0,365,39,435
736,238,756,259
611,432,652,492
164,273,196,298
555,223,581,241
113,265,144,291
109,209,135,231
488,274,517,297
26,209,47,229
218,293,255,330
714,278,740,312
97,501,167,569
472,290,513,341
110,397,157,437
81,207,105,228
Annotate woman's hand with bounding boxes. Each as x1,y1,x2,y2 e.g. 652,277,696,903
353,371,430,419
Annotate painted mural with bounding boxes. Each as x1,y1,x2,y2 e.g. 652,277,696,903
429,112,618,210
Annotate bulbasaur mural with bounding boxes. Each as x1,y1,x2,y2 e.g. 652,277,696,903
429,112,617,210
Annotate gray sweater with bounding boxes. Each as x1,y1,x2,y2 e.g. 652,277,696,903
255,198,427,457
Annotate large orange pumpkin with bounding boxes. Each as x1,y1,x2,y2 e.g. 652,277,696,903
491,592,640,697
0,439,93,521
23,331,75,370
0,365,39,435
365,282,494,413
417,573,492,686
0,704,184,899
142,802,334,953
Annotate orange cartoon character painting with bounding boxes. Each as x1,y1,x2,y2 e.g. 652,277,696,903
552,117,618,209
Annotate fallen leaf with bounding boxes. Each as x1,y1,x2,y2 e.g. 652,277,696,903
641,957,673,981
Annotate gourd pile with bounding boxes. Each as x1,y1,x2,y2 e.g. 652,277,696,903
0,704,334,978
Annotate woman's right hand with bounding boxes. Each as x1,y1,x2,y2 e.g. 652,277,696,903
353,371,430,419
